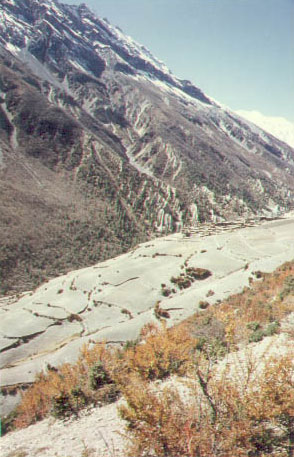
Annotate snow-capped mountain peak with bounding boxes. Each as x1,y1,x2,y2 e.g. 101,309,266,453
0,0,213,105
236,110,294,149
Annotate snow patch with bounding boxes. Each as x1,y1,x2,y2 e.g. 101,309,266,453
236,110,294,149
150,77,210,110
124,133,155,179
218,120,255,154
5,42,20,55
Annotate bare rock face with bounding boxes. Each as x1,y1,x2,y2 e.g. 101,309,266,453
0,0,294,295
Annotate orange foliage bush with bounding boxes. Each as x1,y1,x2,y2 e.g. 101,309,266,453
11,258,294,457
14,343,118,428
115,323,196,383
13,324,196,429
120,351,294,457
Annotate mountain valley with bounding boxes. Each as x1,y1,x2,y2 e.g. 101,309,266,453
0,0,294,295
0,2,294,454
1,212,294,418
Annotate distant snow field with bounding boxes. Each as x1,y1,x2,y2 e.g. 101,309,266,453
236,109,294,148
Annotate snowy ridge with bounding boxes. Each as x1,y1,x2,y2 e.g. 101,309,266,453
98,16,176,81
0,0,212,106
236,110,294,149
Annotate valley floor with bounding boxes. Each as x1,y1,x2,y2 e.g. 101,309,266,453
1,213,294,417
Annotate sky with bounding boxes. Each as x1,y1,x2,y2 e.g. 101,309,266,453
68,0,294,121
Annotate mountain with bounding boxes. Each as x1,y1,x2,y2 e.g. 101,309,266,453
0,0,294,295
236,110,294,149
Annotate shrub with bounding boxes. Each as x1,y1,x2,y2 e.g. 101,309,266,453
67,313,82,322
120,351,294,457
253,270,264,279
249,329,265,343
170,267,212,291
154,301,170,319
279,275,294,300
186,267,212,280
51,392,72,418
247,321,261,331
121,308,133,319
88,361,111,389
247,321,280,343
212,261,294,346
161,287,172,297
264,321,280,336
206,289,215,297
123,339,139,351
171,275,192,289
119,381,190,456
13,343,118,427
115,324,196,383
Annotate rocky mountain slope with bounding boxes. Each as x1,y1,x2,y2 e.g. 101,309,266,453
1,0,294,295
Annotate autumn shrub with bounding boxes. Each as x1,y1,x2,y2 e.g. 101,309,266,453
120,350,294,457
11,259,294,438
209,261,294,346
114,323,196,384
13,343,118,428
119,379,194,457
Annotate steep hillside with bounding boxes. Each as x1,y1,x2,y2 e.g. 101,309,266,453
1,0,294,295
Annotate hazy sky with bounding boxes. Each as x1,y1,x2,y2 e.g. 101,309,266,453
68,0,294,121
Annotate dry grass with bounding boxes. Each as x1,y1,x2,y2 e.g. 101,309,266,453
6,451,28,457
